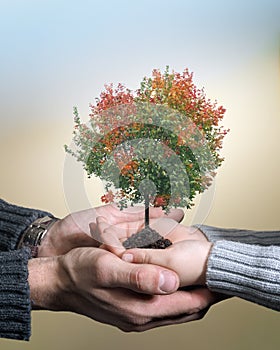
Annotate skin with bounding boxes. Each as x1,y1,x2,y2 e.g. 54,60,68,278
27,205,216,332
122,240,213,286
91,215,209,256
92,215,213,285
28,247,216,331
37,204,185,257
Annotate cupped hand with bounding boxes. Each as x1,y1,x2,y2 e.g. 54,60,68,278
38,204,184,257
28,246,216,331
91,216,208,256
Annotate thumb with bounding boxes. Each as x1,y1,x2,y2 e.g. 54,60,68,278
109,260,179,295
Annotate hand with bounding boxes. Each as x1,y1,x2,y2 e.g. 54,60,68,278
28,246,216,331
38,205,184,257
89,219,221,327
122,240,213,286
92,218,216,288
91,217,208,256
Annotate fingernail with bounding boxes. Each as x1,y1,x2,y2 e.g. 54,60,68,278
122,253,134,262
159,271,177,292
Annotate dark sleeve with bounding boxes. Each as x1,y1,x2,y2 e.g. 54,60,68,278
0,198,51,251
0,248,31,340
0,198,52,341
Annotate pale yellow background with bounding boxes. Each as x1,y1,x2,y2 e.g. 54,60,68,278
0,1,280,349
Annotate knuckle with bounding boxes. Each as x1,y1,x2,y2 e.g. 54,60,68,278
130,266,157,292
130,249,149,264
95,251,110,268
140,250,151,263
93,252,113,283
130,266,146,290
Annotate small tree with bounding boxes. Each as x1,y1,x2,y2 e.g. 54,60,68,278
66,67,228,234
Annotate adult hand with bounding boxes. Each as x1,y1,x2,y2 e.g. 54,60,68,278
91,217,208,256
89,217,225,327
38,205,184,257
28,246,215,331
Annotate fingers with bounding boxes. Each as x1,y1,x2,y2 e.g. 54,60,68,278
149,207,184,223
89,219,126,256
121,247,180,283
121,287,216,332
151,288,216,318
69,208,98,235
163,208,185,222
92,215,182,250
117,264,179,294
101,255,179,295
121,241,210,287
122,247,169,266
149,218,180,239
131,311,204,332
105,204,184,224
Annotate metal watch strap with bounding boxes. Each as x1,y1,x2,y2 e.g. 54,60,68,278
17,216,58,258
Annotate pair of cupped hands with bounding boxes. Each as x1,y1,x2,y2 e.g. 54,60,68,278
28,204,221,332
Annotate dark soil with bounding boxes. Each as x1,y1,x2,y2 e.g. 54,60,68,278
123,226,172,249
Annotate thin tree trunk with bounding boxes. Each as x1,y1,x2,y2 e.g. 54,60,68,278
144,193,149,227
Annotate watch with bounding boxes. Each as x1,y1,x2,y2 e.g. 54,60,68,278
17,216,58,258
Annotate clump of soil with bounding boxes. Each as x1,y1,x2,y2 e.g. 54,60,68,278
123,226,172,249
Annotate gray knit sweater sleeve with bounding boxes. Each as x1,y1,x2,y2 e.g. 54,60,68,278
196,225,280,311
0,199,51,341
195,224,280,245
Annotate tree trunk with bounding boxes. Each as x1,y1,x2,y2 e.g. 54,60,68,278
144,193,149,227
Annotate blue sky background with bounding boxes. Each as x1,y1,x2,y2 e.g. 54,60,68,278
1,0,279,130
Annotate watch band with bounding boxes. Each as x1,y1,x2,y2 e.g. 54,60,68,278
17,216,58,258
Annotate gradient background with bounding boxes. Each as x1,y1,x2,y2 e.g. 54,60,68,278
0,0,280,349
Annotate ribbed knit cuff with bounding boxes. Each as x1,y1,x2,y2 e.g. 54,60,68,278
0,248,32,340
206,240,280,311
0,199,52,251
195,224,280,246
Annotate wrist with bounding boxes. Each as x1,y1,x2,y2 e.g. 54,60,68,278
37,220,61,257
28,256,68,311
190,226,209,242
199,242,213,285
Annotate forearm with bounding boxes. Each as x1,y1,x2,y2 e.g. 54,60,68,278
206,240,280,311
0,199,52,251
195,225,280,246
28,256,67,311
0,248,31,340
0,198,55,341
